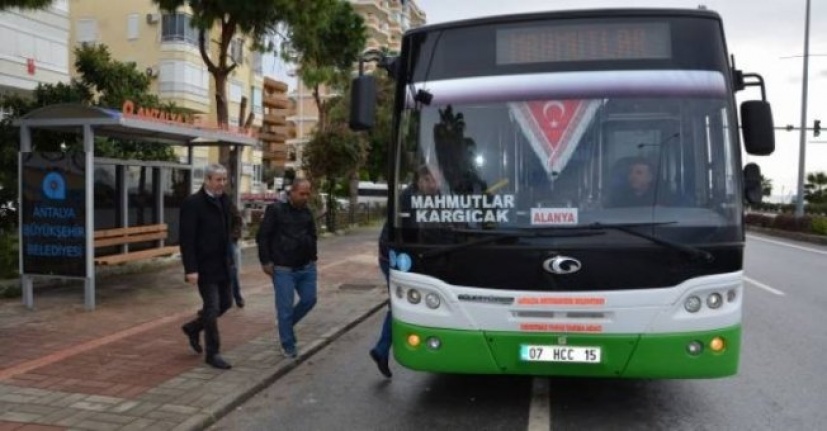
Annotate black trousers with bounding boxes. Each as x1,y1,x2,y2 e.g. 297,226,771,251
183,280,232,358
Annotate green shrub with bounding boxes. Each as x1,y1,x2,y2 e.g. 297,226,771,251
0,232,19,279
772,214,812,232
744,213,774,227
811,216,827,235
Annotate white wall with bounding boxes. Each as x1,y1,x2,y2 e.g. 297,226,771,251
0,1,70,94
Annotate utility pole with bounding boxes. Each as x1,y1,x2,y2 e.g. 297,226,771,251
795,0,811,218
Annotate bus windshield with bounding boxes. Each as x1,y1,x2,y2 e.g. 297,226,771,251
394,73,742,245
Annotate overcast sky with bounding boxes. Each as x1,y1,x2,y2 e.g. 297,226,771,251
414,0,827,200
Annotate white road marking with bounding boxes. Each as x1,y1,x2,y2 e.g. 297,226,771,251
744,276,786,296
527,378,552,431
747,234,827,256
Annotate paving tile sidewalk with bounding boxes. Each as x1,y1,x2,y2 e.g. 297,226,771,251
0,226,387,431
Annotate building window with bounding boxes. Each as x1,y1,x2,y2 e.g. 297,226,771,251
252,164,263,187
230,38,244,64
51,0,69,13
158,60,209,100
191,157,208,193
252,87,263,116
127,14,139,40
76,19,98,44
161,13,200,46
252,51,263,75
229,80,243,104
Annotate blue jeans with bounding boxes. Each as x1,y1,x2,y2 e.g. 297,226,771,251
372,258,392,358
273,262,318,351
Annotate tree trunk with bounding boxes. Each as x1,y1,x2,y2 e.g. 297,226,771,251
326,180,337,233
313,83,325,133
349,171,358,225
214,71,238,198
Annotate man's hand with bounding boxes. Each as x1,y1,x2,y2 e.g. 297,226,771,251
262,263,274,276
185,273,198,284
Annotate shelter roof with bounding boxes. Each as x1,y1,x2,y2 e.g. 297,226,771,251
15,104,257,146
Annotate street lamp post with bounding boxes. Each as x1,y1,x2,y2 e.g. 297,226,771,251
795,0,812,218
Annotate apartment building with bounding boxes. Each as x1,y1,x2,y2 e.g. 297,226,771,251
353,0,426,53
260,77,292,171
286,0,425,172
68,0,277,193
0,0,70,100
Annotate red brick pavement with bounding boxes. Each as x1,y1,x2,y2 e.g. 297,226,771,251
0,229,383,399
0,227,385,430
1,283,275,398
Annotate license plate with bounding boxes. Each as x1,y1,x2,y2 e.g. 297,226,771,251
520,345,601,363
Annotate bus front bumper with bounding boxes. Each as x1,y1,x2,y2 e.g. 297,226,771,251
392,320,740,378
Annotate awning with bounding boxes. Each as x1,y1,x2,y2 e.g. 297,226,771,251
14,103,257,146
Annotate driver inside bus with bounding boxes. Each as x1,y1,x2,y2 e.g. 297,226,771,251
400,164,453,243
608,157,656,207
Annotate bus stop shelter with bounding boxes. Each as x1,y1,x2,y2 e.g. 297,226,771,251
15,103,257,311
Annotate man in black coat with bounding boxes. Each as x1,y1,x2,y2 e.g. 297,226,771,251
179,163,234,370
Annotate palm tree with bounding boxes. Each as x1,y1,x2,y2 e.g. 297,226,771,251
804,171,827,203
760,174,772,197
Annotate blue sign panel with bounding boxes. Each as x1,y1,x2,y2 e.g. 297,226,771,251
21,153,87,277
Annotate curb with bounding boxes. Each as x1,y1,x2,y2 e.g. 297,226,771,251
186,298,389,431
746,225,827,246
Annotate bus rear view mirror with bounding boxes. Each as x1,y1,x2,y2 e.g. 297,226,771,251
741,101,775,156
349,75,377,131
743,162,763,204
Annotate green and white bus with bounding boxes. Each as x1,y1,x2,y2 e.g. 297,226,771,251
351,8,775,378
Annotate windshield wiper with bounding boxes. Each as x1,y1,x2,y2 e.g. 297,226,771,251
585,222,714,263
418,228,604,259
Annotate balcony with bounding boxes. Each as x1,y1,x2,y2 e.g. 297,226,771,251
263,112,287,125
259,131,281,143
350,0,384,15
263,94,290,109
266,142,287,153
263,78,288,92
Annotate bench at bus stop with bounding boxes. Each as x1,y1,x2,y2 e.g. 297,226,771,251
94,223,178,266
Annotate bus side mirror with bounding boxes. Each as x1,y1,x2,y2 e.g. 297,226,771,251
744,162,763,204
349,75,377,131
741,101,775,156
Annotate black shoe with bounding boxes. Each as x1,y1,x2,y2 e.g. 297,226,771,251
235,297,245,308
181,325,202,354
206,355,232,370
369,349,392,378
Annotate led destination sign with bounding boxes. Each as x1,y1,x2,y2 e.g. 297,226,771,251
497,22,671,65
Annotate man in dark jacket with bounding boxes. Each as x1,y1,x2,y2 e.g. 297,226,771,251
256,178,318,359
179,163,234,370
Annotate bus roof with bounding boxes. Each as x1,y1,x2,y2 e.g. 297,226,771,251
405,8,723,37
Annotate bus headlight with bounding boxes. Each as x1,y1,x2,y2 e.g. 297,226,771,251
407,289,422,304
706,292,723,309
426,337,442,350
727,289,737,302
425,293,441,309
684,295,702,313
395,285,404,299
